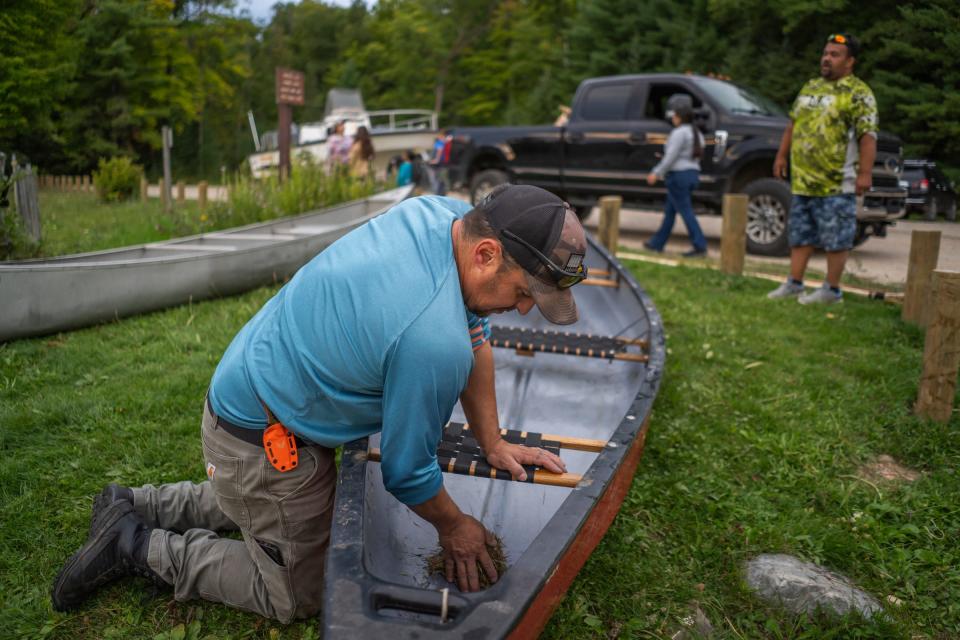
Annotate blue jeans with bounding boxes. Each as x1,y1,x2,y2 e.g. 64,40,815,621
647,169,706,252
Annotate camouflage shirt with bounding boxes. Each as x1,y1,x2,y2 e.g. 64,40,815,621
789,75,878,196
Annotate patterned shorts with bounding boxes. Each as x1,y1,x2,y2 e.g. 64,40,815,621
788,194,857,251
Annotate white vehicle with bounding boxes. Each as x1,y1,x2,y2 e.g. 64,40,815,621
248,88,439,178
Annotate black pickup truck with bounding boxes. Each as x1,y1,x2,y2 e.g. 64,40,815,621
447,73,906,256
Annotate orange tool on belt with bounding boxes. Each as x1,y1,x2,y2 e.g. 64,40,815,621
261,402,298,472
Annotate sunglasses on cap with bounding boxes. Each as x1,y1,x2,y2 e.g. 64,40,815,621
500,228,588,289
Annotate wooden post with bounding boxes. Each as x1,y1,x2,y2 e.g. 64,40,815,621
176,180,185,203
72,175,79,191
902,230,941,326
140,177,148,202
159,178,168,211
198,180,208,214
915,270,960,423
598,196,621,254
720,194,748,275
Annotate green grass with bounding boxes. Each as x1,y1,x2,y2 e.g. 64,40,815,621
1,262,958,639
36,192,205,257
25,167,380,259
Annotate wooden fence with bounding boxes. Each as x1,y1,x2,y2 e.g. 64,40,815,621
13,164,41,241
39,175,94,192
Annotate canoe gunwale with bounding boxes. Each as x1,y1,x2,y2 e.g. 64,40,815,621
322,234,666,639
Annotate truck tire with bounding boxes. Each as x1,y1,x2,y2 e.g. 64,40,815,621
470,169,510,205
743,178,792,256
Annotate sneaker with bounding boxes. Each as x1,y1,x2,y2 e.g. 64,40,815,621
52,501,163,612
642,241,663,253
681,248,707,258
767,281,805,300
798,285,843,305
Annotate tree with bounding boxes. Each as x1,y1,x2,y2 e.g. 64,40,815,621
0,0,81,171
60,0,201,171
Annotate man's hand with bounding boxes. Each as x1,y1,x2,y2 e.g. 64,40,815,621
484,438,567,481
438,513,499,592
855,172,872,196
773,154,789,180
645,173,658,186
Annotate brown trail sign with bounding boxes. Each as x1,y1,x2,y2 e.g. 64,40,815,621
275,68,305,181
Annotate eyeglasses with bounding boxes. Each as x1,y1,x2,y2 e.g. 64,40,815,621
501,229,587,289
827,34,847,44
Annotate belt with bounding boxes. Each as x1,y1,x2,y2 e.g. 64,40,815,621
207,398,314,448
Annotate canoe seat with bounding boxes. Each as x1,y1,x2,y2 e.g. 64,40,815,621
489,326,648,363
437,422,563,484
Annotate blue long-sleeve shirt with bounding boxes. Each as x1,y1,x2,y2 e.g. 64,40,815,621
209,196,490,505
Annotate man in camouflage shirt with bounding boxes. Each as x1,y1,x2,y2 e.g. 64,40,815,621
768,33,878,304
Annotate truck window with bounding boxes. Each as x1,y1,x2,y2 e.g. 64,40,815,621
579,83,642,121
644,84,701,120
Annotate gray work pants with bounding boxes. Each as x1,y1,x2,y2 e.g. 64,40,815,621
132,401,336,622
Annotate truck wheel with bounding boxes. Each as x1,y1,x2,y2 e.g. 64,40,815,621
470,169,510,205
947,199,957,222
743,178,791,256
924,199,938,221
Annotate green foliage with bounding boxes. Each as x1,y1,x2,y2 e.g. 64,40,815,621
0,0,80,171
211,162,379,229
0,171,41,260
0,208,40,260
61,0,200,170
7,0,960,179
92,157,143,203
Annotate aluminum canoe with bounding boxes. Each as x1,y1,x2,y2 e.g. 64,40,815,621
323,234,665,639
0,186,413,342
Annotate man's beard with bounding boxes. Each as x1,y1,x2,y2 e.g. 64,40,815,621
464,271,509,317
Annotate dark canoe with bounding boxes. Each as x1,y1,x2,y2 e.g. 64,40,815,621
323,234,665,639
0,186,412,342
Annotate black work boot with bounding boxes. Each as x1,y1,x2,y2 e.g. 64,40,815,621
52,500,166,612
89,483,134,537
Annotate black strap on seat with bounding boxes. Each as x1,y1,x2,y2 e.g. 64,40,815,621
489,325,647,361
435,422,561,484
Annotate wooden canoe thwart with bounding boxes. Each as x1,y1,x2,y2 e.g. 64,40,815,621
323,236,666,639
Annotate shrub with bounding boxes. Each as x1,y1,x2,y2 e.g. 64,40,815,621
0,208,40,260
92,156,143,202
0,172,40,260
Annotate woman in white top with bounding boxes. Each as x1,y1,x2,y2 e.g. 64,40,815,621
644,96,707,256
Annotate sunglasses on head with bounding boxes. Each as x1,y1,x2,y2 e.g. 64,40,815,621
500,228,587,289
827,34,847,44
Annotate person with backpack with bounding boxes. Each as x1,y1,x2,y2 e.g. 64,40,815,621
643,94,708,257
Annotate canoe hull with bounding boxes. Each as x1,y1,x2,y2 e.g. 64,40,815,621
0,187,411,342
